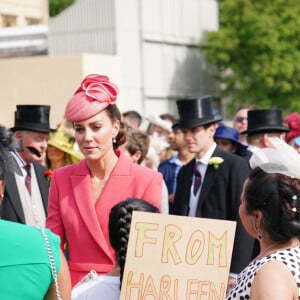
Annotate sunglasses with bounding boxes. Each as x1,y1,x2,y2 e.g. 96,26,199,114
235,117,247,123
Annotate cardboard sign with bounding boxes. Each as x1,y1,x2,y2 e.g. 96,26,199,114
120,212,236,300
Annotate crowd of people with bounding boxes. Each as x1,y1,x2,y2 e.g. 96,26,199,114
0,73,299,299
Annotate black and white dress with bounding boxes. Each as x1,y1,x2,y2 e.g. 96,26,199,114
226,246,300,299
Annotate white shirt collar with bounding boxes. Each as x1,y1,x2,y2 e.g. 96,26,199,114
196,142,217,166
11,150,26,168
247,144,260,153
11,150,29,177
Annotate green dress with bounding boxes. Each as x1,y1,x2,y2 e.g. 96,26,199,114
0,220,61,299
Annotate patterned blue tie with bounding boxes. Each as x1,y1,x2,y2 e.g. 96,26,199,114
193,162,202,195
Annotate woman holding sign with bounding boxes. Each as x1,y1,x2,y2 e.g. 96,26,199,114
227,138,300,299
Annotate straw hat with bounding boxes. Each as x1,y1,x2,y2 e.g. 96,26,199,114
47,122,83,163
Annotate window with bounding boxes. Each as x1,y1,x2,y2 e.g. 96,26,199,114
1,14,17,27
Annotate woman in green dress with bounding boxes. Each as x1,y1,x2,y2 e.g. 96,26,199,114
0,124,71,299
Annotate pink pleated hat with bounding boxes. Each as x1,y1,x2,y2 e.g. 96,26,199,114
65,74,119,122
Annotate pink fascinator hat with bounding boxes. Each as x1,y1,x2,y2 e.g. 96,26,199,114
65,74,119,122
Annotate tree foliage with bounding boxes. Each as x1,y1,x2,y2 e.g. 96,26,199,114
200,0,300,114
49,0,75,17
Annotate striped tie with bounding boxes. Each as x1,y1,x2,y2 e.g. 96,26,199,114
193,162,202,195
24,164,31,195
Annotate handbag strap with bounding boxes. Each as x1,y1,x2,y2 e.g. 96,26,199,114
39,227,62,300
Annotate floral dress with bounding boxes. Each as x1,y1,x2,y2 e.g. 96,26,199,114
226,246,300,299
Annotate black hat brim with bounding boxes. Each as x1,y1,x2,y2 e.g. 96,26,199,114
241,126,290,135
10,126,51,133
179,116,223,129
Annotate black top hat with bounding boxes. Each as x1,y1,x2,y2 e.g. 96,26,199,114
176,96,222,129
11,105,51,133
242,109,289,135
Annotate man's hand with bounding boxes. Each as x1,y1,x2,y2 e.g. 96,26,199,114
168,193,175,203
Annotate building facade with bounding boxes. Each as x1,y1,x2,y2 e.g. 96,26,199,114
0,0,220,127
49,0,220,116
0,0,48,27
0,0,48,58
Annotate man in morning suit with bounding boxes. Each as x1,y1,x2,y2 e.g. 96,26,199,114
244,108,289,155
172,96,255,289
241,108,290,258
1,105,51,226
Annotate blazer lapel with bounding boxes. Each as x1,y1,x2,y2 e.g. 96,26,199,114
177,159,194,216
96,178,133,228
95,154,134,228
71,161,112,257
197,165,217,212
4,171,25,223
197,148,221,213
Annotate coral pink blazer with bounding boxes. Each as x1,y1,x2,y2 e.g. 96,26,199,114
46,151,162,286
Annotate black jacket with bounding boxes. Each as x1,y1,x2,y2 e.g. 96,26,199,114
173,146,255,274
1,162,49,223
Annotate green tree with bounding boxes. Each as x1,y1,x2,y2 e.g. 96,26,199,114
200,0,300,114
49,0,75,17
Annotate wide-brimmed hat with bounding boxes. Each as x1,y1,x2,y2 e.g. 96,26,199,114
11,105,51,132
176,96,222,129
242,109,289,135
214,125,247,150
48,122,83,163
146,115,172,133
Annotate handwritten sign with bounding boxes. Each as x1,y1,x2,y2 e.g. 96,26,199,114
120,212,236,300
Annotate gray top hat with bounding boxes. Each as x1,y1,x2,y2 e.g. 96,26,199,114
11,105,51,133
176,96,222,129
242,109,289,135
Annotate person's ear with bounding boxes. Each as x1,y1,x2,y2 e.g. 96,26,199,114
15,131,23,139
263,134,276,148
207,124,216,138
252,210,263,228
251,210,264,240
112,120,120,139
132,150,142,164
